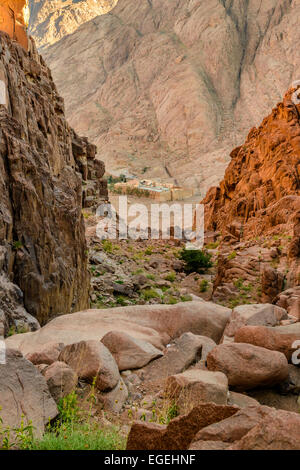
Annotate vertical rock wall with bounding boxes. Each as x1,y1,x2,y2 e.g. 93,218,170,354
0,31,106,331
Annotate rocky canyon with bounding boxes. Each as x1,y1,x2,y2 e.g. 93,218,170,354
0,0,299,453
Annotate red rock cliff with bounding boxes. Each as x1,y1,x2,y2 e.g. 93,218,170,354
203,88,300,242
0,0,29,49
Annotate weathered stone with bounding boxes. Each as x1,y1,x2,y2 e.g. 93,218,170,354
0,0,29,49
229,409,300,450
43,361,78,403
234,325,300,361
207,343,289,391
279,365,300,395
223,304,287,341
189,440,230,450
191,405,271,445
165,370,228,408
59,340,120,391
0,349,58,438
26,342,65,365
98,378,128,413
101,331,163,371
126,402,239,450
0,273,40,336
138,333,214,383
228,392,259,409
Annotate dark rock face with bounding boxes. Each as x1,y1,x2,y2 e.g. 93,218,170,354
0,348,58,437
0,32,106,329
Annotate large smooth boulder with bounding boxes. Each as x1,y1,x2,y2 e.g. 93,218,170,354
222,304,287,342
5,302,231,356
207,343,289,391
101,331,163,371
165,370,228,408
26,342,65,365
43,361,78,403
59,340,119,391
0,349,58,437
126,402,239,450
137,333,215,383
229,409,300,450
234,325,300,361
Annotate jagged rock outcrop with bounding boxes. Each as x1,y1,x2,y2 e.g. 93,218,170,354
28,0,118,50
29,0,300,193
203,88,300,240
203,88,300,301
0,31,106,332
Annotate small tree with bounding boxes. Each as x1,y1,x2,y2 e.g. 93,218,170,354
179,248,213,274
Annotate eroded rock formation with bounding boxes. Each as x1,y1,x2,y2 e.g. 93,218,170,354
203,87,300,303
0,31,107,333
203,88,300,240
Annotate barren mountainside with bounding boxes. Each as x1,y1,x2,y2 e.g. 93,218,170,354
30,0,300,194
28,0,118,50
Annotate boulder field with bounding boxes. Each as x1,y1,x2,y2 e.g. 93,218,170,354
2,300,300,447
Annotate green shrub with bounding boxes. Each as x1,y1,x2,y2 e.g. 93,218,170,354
164,272,176,282
227,251,237,260
102,240,113,253
179,249,213,274
199,279,209,292
142,288,161,301
29,423,125,451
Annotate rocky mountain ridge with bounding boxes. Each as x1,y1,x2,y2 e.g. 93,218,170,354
28,0,118,50
30,0,300,194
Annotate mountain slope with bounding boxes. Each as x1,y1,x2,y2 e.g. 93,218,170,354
31,0,299,194
28,0,118,50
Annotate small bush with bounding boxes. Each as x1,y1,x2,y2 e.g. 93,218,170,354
142,288,161,301
164,272,176,283
199,279,209,292
102,240,113,253
179,249,213,274
227,251,237,260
